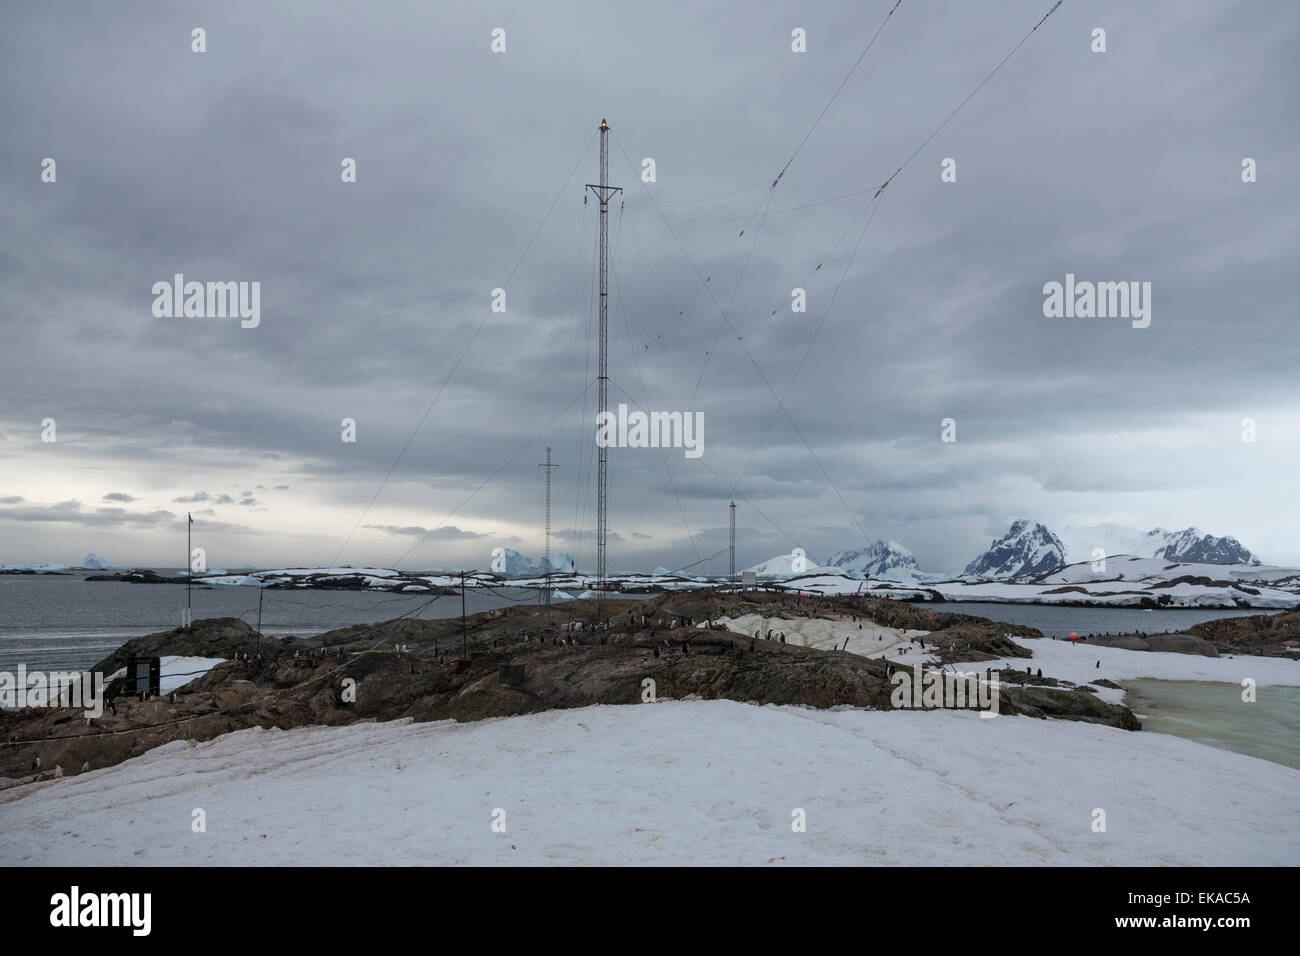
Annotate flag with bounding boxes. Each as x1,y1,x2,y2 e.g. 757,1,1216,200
188,513,193,524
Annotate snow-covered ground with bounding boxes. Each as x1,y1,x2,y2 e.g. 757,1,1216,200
974,636,1300,706
2,699,1295,866
159,656,226,694
717,614,930,660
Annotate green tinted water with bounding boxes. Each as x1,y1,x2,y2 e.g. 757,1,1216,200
1122,679,1300,771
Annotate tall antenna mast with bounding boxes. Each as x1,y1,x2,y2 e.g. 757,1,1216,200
587,118,621,620
729,500,737,582
538,445,558,624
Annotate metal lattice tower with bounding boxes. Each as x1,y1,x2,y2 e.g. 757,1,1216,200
586,119,621,618
538,446,558,624
729,500,737,582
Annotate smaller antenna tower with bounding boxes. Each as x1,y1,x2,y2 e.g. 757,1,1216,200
538,446,558,624
729,500,737,582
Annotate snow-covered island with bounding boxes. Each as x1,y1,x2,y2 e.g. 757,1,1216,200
153,550,1300,611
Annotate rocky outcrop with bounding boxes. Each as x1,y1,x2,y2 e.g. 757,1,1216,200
91,618,263,677
1086,633,1220,657
0,590,1142,784
1185,608,1300,657
1007,686,1142,730
84,569,191,585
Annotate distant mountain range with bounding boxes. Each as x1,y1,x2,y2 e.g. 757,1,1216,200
1059,524,1258,566
12,526,1263,585
963,521,1260,580
752,521,1266,584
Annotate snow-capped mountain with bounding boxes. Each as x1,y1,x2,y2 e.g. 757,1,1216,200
1153,528,1258,565
742,550,840,578
1059,524,1259,566
964,520,1066,579
826,540,933,581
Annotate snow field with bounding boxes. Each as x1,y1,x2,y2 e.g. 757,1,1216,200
2,699,1295,866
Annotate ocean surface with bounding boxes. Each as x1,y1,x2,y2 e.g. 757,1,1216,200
0,572,572,672
1122,679,1300,771
926,601,1276,639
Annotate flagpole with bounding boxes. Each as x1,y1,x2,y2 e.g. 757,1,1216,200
186,512,192,629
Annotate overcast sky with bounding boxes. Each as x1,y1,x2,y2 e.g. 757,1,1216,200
1,0,1296,574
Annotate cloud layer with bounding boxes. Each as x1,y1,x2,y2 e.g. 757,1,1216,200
1,0,1296,572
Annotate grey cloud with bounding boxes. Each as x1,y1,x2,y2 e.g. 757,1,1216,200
1,0,1295,572
365,524,485,540
0,499,178,528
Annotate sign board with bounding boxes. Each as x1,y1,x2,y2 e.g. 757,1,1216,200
130,657,161,696
741,571,757,587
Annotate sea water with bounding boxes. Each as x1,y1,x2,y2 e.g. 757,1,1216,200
1122,679,1300,771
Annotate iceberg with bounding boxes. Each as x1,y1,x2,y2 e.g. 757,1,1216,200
493,549,576,577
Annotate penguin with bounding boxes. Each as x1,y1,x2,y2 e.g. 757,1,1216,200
81,761,90,774
32,755,40,772
54,765,63,779
749,640,756,653
653,646,660,658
